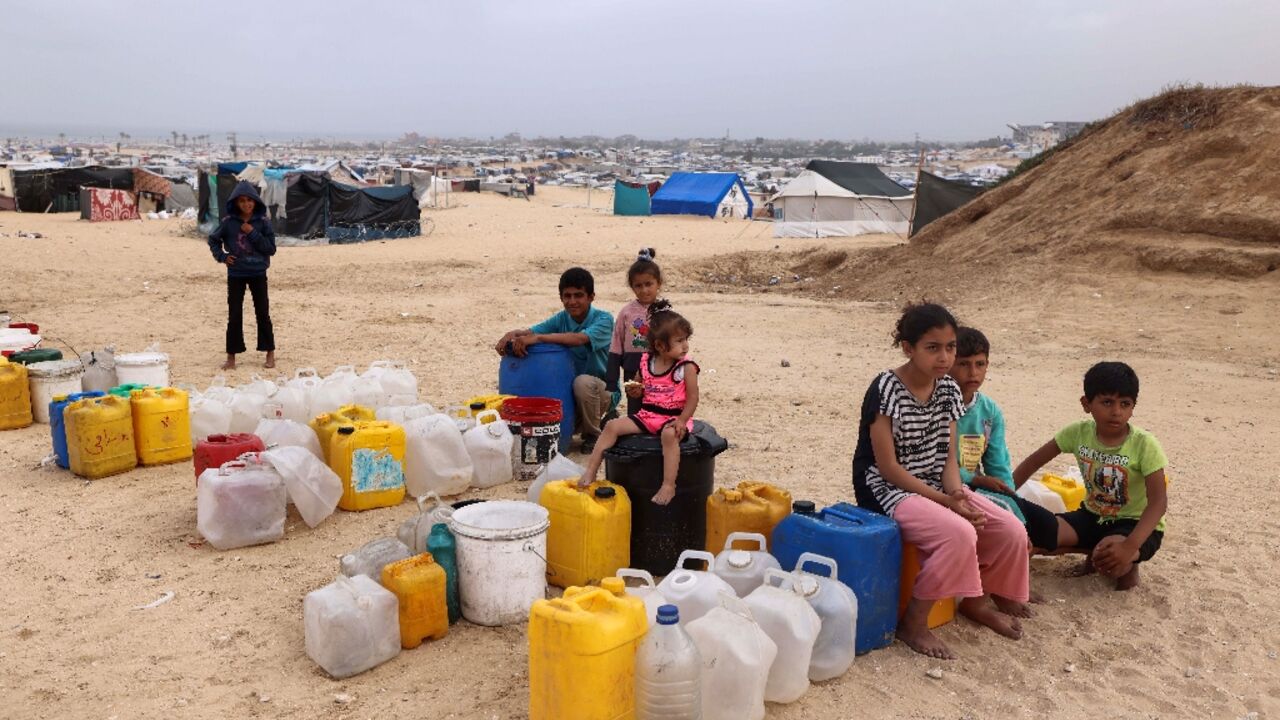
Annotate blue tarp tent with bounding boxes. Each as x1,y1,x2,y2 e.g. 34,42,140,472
613,180,652,216
650,172,753,219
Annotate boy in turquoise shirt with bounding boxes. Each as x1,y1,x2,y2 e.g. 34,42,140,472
950,328,1059,558
1013,361,1168,591
495,267,615,451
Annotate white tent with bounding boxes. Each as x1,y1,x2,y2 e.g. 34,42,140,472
770,166,914,238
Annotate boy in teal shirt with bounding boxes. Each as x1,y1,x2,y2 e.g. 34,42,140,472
1013,361,1168,591
495,267,614,451
950,328,1059,557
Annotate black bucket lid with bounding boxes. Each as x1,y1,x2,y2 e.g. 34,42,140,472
594,486,616,499
792,500,816,514
603,420,729,461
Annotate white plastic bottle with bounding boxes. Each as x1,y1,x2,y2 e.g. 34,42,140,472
743,569,822,704
685,593,776,720
636,605,703,720
793,552,858,681
656,550,737,625
711,532,781,597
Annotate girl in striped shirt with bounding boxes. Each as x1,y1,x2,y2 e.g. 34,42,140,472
852,303,1029,660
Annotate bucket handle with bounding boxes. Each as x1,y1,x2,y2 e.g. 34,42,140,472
523,542,548,565
724,531,769,553
763,568,803,595
616,568,656,589
794,552,839,579
674,549,715,572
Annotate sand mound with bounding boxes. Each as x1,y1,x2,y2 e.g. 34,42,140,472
693,85,1280,301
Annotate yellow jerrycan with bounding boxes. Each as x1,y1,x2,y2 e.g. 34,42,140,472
1040,473,1086,511
706,480,793,552
541,480,631,588
309,404,376,462
0,357,33,429
130,387,193,465
381,553,449,649
898,542,956,629
329,420,406,511
65,395,138,479
529,577,648,720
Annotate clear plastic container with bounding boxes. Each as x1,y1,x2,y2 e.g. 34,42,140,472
340,537,411,581
793,553,858,681
685,593,776,720
402,413,473,497
655,550,737,625
254,403,323,459
464,410,515,488
743,569,822,704
711,532,781,598
303,574,400,678
196,457,286,550
635,605,702,720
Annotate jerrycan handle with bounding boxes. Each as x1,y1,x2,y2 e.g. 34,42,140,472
330,364,356,375
724,531,769,553
716,590,755,620
795,552,839,579
674,549,715,572
762,568,802,595
218,459,248,475
294,367,318,378
822,504,866,526
616,568,656,589
443,404,466,418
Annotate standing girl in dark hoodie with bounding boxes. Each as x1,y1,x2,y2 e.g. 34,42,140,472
208,181,277,370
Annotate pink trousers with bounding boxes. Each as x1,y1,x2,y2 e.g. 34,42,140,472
893,488,1029,603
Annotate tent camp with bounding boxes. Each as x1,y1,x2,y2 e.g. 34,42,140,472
770,161,913,238
650,172,752,219
612,180,652,216
909,171,984,237
8,166,134,213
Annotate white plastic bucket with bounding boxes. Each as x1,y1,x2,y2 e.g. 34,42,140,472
449,500,549,626
28,360,85,423
115,352,170,387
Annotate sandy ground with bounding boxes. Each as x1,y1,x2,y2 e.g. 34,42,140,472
1,186,1277,719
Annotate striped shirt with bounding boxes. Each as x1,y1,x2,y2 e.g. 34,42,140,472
851,370,965,517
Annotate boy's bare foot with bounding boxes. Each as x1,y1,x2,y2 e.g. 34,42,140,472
222,355,236,370
1115,564,1141,591
959,597,1023,640
1028,588,1047,604
264,352,276,369
993,595,1034,618
651,484,676,505
896,622,955,660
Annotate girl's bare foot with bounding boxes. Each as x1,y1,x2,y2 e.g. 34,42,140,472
896,621,955,660
1115,564,1141,591
651,483,676,505
993,595,1034,618
959,597,1023,640
1028,588,1047,604
264,351,276,369
222,355,236,370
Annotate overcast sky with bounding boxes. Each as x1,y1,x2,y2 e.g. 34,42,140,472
3,0,1278,142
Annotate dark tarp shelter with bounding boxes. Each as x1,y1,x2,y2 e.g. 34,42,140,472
283,172,329,239
12,166,134,212
909,171,984,237
327,183,419,243
804,160,912,198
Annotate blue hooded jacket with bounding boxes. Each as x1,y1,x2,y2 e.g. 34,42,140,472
207,181,276,278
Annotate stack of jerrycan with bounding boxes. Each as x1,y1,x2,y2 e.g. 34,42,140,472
129,387,193,466
65,394,137,479
327,420,406,511
0,356,33,430
528,577,648,720
772,501,901,654
380,553,449,649
540,479,631,588
705,481,792,552
310,404,376,461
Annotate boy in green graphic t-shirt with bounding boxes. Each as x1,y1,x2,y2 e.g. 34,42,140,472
1013,361,1168,591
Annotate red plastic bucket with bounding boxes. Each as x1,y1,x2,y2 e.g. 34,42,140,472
499,397,563,482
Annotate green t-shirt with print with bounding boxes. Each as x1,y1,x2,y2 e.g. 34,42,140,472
1054,420,1168,531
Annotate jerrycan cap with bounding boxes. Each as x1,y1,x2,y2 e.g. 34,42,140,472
727,550,753,569
52,394,69,402
722,489,743,502
655,604,680,625
793,500,816,514
600,577,625,595
594,486,616,499
797,575,821,597
469,401,486,411
337,426,356,435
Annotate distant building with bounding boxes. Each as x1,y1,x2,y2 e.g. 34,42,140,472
1006,122,1088,147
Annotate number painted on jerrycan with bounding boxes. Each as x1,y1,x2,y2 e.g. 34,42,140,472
352,448,405,493
90,430,129,455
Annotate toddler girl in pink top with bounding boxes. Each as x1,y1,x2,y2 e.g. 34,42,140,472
581,299,699,505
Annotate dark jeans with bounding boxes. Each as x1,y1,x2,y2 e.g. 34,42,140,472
226,275,274,354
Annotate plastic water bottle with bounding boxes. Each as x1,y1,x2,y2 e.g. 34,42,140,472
636,605,702,719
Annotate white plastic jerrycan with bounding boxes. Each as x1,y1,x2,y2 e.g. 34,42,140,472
196,457,287,551
403,413,473,497
339,537,412,582
712,532,781,598
685,592,777,720
618,568,669,623
656,550,737,625
254,402,324,459
793,552,858,682
303,574,401,679
1016,478,1068,514
286,368,322,417
635,604,703,720
743,568,822,704
363,360,418,402
397,492,456,553
464,410,515,489
311,365,358,415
